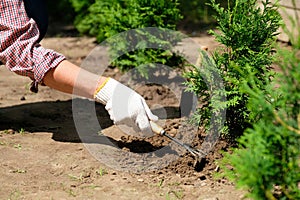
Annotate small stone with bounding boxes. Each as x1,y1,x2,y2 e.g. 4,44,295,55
168,129,177,136
214,165,220,172
20,96,26,101
113,68,119,73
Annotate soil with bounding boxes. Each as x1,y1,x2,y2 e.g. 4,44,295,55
0,32,248,199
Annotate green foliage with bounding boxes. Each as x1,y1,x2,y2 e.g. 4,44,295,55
178,0,229,31
69,0,183,77
221,44,300,200
107,28,185,78
184,0,281,139
218,4,300,198
184,49,226,134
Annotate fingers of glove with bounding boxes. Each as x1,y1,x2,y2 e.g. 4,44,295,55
105,95,144,136
105,100,115,122
141,99,158,121
122,96,154,137
135,110,154,137
104,84,157,137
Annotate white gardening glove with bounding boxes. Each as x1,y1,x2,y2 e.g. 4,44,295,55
94,78,158,137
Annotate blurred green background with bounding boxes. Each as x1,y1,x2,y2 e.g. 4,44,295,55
46,0,228,37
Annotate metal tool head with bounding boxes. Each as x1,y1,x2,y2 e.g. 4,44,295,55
183,144,205,158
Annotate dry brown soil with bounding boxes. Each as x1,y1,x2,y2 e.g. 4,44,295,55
0,33,248,200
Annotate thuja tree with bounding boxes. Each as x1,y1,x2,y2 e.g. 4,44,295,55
184,0,281,139
221,42,300,200
70,0,183,77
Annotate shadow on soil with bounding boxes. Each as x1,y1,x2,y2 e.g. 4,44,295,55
0,99,180,152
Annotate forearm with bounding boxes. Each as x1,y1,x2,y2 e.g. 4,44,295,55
43,60,107,99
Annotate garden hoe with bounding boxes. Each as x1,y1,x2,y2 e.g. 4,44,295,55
150,121,205,164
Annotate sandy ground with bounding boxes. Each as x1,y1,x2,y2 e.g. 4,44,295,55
0,34,248,200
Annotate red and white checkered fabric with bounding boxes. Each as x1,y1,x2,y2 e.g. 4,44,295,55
0,0,65,83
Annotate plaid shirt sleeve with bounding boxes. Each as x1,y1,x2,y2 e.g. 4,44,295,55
0,0,65,84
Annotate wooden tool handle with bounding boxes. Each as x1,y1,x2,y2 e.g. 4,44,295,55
150,121,165,135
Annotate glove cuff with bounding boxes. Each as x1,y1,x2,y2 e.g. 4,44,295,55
94,78,119,105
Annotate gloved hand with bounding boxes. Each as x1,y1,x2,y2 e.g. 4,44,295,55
94,78,158,137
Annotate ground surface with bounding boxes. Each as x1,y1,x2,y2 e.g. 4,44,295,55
0,33,248,200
